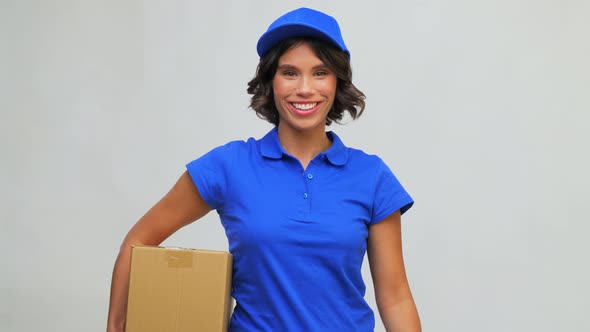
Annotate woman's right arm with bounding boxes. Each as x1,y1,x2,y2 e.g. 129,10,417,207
106,171,212,332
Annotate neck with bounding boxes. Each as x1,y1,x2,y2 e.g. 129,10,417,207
277,124,332,169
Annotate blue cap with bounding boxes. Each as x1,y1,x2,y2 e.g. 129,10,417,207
256,7,349,58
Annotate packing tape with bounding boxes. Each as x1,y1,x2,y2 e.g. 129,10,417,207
165,249,193,268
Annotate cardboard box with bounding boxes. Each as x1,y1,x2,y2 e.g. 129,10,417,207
126,245,233,332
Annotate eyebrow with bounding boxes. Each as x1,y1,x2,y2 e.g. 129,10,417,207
277,63,329,70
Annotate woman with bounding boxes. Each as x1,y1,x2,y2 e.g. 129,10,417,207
107,7,421,332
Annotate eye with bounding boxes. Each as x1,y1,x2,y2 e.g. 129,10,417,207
314,69,331,77
282,70,297,77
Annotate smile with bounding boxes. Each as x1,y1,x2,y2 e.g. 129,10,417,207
289,102,320,116
291,102,317,110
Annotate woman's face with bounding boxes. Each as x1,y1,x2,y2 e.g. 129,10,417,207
272,42,337,134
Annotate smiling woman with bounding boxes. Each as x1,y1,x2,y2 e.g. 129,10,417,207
248,37,365,127
107,7,421,332
272,43,337,146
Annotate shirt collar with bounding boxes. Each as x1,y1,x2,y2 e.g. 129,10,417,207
324,131,348,166
259,127,349,166
260,127,284,159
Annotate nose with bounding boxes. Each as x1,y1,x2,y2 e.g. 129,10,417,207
296,76,313,96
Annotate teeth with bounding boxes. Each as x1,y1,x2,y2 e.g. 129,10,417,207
292,102,317,110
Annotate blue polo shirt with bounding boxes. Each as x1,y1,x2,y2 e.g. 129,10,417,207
186,128,413,332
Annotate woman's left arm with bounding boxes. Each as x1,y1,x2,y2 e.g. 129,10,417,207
367,210,422,332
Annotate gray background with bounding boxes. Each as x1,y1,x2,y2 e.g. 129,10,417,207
1,0,589,331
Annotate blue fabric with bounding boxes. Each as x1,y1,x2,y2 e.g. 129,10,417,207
186,128,413,332
256,7,349,58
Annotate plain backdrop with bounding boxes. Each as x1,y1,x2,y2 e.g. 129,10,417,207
1,0,589,331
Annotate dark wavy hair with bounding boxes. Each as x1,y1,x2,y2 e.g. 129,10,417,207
247,37,366,126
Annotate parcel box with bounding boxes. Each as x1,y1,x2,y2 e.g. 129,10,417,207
126,245,233,332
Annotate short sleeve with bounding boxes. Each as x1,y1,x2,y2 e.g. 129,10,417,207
185,143,236,211
370,161,414,224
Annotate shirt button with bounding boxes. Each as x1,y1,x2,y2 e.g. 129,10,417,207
307,174,313,180
303,192,308,199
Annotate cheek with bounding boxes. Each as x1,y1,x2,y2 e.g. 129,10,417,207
320,78,337,96
272,80,297,106
272,79,285,98
272,82,285,111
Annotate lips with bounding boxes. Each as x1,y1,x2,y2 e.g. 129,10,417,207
289,102,321,116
